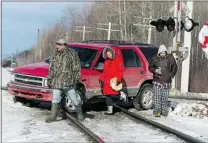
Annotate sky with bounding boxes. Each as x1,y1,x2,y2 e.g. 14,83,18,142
2,2,87,59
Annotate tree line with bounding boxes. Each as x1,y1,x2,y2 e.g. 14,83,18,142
12,1,208,93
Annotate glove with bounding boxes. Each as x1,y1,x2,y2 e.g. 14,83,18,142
155,68,162,74
116,81,121,85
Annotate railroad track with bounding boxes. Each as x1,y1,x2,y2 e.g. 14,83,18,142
114,104,206,143
62,109,105,143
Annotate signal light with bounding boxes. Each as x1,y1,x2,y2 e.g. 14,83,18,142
182,18,199,32
165,17,175,31
150,17,198,32
150,19,165,32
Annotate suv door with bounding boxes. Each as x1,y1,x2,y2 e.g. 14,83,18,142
88,52,104,96
120,47,146,97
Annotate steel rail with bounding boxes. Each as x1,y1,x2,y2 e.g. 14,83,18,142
63,109,105,143
114,104,206,143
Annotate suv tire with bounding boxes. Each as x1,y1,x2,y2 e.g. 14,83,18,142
62,88,85,113
133,84,153,110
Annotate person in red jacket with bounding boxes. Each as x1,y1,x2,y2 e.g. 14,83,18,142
99,46,124,115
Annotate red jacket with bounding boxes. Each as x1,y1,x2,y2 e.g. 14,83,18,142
99,46,124,96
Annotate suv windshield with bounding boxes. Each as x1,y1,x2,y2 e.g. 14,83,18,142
139,47,158,63
68,46,98,68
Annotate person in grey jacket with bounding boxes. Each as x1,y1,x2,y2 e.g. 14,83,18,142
149,44,178,117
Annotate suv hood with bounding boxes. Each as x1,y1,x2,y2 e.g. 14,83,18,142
13,62,49,77
12,62,88,78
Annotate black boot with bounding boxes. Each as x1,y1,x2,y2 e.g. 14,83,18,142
45,103,60,123
57,107,67,120
75,104,84,122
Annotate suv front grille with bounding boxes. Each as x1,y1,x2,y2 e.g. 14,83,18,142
14,74,43,86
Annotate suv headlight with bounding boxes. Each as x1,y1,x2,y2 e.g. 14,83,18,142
43,79,48,87
10,72,15,82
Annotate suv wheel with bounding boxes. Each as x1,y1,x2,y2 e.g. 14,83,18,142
133,84,153,110
13,96,27,104
63,89,85,113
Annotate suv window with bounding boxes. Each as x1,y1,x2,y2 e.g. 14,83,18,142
94,54,105,69
68,46,98,68
121,49,142,67
139,47,158,63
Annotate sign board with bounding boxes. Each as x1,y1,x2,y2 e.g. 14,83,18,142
169,5,174,13
182,2,191,15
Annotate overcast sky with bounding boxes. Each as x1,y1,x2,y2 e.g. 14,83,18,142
2,2,86,59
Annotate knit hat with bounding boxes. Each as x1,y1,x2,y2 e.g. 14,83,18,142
56,38,66,45
158,44,167,55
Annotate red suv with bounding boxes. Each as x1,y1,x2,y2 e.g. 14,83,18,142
8,40,158,112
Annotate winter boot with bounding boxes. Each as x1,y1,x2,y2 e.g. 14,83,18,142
45,103,60,123
154,112,161,117
104,106,113,115
75,104,85,122
57,107,67,120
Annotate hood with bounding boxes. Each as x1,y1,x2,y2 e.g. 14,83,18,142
12,62,88,79
157,44,167,56
102,46,118,59
13,62,49,77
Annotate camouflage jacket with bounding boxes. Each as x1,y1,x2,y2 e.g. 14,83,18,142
48,48,81,89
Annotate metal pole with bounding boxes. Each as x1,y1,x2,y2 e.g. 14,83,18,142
177,0,182,44
108,22,111,40
124,0,127,41
147,15,152,44
65,32,68,42
181,1,193,93
172,0,178,89
83,25,86,41
173,1,178,52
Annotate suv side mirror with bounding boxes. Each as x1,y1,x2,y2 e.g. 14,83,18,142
45,57,50,64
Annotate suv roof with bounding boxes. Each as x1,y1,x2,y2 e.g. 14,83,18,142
68,40,158,49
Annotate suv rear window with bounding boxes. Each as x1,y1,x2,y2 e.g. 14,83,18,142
121,49,142,67
139,47,158,63
68,46,98,68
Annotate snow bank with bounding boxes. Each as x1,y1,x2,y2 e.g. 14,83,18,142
170,101,208,119
1,68,13,88
2,90,88,142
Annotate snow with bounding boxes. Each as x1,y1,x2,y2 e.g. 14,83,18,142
2,90,89,142
82,111,183,142
170,101,208,119
2,67,208,142
130,106,208,142
1,68,13,88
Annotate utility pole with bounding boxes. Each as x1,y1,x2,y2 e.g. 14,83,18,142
74,25,92,41
123,0,127,40
65,32,69,42
118,0,124,40
147,16,152,44
97,22,121,40
181,1,193,93
133,16,155,44
37,29,41,60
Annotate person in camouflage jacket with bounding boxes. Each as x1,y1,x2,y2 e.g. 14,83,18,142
45,38,84,123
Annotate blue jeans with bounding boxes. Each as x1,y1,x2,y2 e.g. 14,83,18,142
52,89,80,106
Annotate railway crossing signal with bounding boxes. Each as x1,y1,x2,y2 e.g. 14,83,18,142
150,17,199,32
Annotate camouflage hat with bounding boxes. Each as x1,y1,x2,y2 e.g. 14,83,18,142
56,38,66,45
